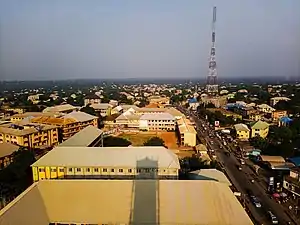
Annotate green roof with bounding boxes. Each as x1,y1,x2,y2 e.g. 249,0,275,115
250,121,269,130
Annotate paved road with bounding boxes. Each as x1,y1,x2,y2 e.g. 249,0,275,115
177,106,295,225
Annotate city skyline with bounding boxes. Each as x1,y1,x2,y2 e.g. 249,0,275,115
0,0,299,81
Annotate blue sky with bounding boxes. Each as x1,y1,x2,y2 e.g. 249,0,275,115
0,0,299,80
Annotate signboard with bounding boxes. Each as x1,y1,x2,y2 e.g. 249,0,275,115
269,177,274,186
214,121,220,127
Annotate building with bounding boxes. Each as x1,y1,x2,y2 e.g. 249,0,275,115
89,103,113,117
31,146,180,181
256,104,275,114
270,97,291,107
234,123,250,140
250,120,269,138
42,104,78,114
0,179,253,225
115,110,141,128
111,104,140,115
139,113,175,131
10,112,61,123
283,167,300,200
84,94,101,106
201,95,227,108
272,110,287,122
178,118,197,147
249,113,262,122
59,125,103,147
0,142,19,169
188,169,232,186
31,111,98,141
148,95,170,105
27,94,42,104
0,123,58,149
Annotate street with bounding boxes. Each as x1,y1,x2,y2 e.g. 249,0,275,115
177,106,296,225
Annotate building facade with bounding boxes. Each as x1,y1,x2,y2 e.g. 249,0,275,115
250,121,269,138
139,113,175,131
234,123,250,140
283,168,300,200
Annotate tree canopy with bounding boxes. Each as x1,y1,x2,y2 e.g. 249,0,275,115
103,136,131,147
143,137,165,146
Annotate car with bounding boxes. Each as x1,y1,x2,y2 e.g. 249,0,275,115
267,211,278,224
240,159,245,165
250,196,262,208
236,164,242,171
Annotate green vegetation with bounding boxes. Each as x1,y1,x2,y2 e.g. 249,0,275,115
143,137,165,146
103,136,131,147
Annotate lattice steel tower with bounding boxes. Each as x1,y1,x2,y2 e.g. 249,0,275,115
206,6,218,94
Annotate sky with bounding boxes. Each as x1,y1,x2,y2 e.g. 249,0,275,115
0,0,299,81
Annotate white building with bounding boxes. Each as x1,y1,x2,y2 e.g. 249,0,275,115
256,104,275,113
139,113,175,131
270,97,291,107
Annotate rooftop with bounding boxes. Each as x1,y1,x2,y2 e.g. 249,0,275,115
59,126,103,147
31,146,180,168
0,179,253,225
234,123,250,132
140,113,175,121
250,120,269,130
0,142,19,158
42,104,77,113
62,111,97,122
0,123,57,136
90,103,112,110
189,169,232,186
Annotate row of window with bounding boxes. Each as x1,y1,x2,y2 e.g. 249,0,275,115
39,167,173,173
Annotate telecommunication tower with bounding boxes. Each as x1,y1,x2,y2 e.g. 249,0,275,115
206,6,218,94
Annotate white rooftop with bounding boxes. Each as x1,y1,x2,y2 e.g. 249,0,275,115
140,113,175,121
31,146,180,169
62,111,97,122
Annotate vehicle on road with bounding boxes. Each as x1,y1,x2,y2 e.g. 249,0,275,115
236,164,242,171
240,159,245,165
267,211,278,224
221,129,231,134
250,196,262,208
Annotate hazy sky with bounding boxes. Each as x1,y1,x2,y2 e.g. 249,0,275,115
0,0,299,81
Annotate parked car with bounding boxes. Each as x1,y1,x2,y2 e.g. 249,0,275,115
240,159,245,165
267,211,278,224
250,196,262,208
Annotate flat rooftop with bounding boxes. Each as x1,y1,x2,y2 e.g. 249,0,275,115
0,180,253,225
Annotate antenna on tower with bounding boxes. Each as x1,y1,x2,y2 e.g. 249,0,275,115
206,6,218,95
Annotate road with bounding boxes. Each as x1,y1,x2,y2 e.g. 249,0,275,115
177,106,296,225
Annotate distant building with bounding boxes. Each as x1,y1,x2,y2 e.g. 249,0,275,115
27,94,43,104
0,142,19,169
84,94,101,106
234,123,250,140
10,112,61,123
43,104,78,114
139,113,175,131
0,123,58,149
283,167,300,199
270,97,291,107
148,95,170,106
250,120,270,138
31,146,180,181
31,111,98,141
177,118,197,147
272,110,287,122
249,113,262,122
256,104,275,114
89,103,113,117
201,95,227,108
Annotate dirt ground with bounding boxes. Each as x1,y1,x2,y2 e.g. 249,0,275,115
118,131,179,149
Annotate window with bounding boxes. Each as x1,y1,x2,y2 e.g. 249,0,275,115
76,168,81,172
86,168,90,172
119,169,123,172
51,168,57,172
111,168,115,172
137,169,141,173
103,168,107,172
94,168,99,172
59,168,64,172
68,168,73,172
39,168,45,172
128,169,132,173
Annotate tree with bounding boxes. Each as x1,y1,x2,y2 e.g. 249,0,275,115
143,137,165,146
103,136,131,147
80,104,97,116
249,136,269,150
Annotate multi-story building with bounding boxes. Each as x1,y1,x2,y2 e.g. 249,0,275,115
272,110,287,122
115,109,141,128
89,103,113,117
256,104,275,114
250,120,269,138
283,167,300,200
249,113,262,122
177,118,197,147
148,95,170,105
84,94,101,106
42,104,78,114
234,123,250,140
0,122,58,149
31,111,98,141
139,113,175,131
10,112,61,123
0,142,19,169
31,146,180,181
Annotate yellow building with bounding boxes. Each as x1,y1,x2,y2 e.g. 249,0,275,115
0,122,58,149
249,113,262,122
234,123,250,140
31,111,98,141
31,146,180,182
250,120,270,138
177,118,197,147
0,142,19,169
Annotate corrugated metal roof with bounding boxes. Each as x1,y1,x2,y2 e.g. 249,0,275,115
0,143,19,158
31,146,180,169
250,120,269,130
90,103,112,110
259,155,285,163
0,179,253,225
43,104,77,113
62,111,97,122
140,113,174,121
59,125,103,147
234,123,250,131
189,169,232,186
